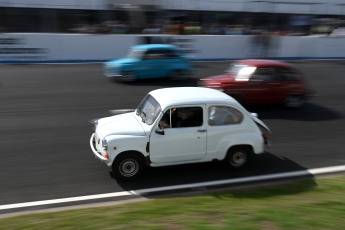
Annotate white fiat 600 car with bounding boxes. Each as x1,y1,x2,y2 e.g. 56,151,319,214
90,87,271,180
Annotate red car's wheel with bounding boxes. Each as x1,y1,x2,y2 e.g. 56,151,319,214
284,95,305,108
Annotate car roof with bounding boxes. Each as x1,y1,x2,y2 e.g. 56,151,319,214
131,44,178,50
149,87,239,109
235,59,292,68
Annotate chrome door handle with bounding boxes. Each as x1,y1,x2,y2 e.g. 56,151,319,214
197,129,207,133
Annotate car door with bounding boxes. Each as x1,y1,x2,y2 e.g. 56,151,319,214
149,105,207,163
141,50,162,78
165,49,181,75
161,49,177,77
263,67,297,103
274,67,304,101
247,67,282,103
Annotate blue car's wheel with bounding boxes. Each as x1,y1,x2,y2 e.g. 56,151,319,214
122,71,136,82
170,69,183,80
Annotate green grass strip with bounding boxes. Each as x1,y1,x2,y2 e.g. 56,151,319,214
1,175,345,230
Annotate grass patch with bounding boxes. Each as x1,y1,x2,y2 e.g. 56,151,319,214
1,175,345,230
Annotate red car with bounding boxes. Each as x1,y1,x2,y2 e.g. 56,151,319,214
199,59,314,108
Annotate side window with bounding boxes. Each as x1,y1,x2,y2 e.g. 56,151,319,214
252,68,275,81
165,49,178,59
208,106,243,126
143,50,164,60
143,50,153,60
159,107,203,128
159,108,172,128
276,68,300,81
155,50,166,59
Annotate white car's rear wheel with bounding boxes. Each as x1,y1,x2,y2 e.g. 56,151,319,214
224,147,250,169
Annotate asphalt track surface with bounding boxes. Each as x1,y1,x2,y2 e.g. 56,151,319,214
1,60,345,214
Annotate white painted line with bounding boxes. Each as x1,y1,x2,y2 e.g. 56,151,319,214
1,165,345,211
133,165,345,195
308,165,345,174
0,191,135,210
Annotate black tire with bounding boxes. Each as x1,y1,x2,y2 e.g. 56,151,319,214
170,69,183,81
284,94,304,108
112,152,145,180
121,71,136,83
224,147,250,169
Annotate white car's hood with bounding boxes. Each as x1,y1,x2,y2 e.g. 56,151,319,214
96,112,145,137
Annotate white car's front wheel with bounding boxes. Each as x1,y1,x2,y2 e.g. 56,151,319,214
112,152,145,180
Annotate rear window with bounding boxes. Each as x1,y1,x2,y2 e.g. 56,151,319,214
208,106,243,126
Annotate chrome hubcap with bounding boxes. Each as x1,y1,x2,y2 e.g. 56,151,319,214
120,159,138,177
231,151,246,167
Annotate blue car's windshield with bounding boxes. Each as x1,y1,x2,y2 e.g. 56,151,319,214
136,94,161,125
126,48,144,59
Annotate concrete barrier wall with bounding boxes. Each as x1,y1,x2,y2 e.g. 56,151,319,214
0,33,344,63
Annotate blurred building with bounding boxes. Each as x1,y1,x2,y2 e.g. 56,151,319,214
0,0,344,34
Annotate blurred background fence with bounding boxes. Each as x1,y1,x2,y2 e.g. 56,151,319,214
0,33,344,63
0,0,345,63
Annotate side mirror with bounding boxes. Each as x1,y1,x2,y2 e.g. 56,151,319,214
155,129,165,135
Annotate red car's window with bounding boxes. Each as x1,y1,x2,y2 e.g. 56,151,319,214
275,68,300,81
250,67,301,82
251,68,275,81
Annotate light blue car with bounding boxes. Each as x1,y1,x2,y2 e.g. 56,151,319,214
104,44,193,81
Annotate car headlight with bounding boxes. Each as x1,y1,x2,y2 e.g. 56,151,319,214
102,139,108,150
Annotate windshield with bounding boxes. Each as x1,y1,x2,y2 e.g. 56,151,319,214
136,94,161,125
226,63,257,81
126,48,144,59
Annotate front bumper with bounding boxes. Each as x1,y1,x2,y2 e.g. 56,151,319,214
90,133,110,164
104,72,123,78
104,67,122,78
